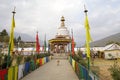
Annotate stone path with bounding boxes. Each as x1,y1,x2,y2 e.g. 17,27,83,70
21,60,79,80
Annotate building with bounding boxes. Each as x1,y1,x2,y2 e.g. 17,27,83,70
49,16,71,53
104,43,120,59
23,41,36,47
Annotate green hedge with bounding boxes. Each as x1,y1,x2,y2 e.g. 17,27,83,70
36,53,50,59
0,53,51,70
70,50,87,68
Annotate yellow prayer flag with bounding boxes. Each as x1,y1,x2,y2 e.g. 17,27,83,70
85,16,92,42
9,14,15,55
8,67,13,80
84,14,92,58
42,58,44,65
36,59,39,64
14,66,18,80
72,59,75,71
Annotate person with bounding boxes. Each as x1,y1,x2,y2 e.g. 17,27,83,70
57,60,60,66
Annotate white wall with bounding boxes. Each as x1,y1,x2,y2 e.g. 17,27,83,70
104,51,120,59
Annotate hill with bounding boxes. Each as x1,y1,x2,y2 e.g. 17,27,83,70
15,32,35,41
90,32,120,47
15,32,44,45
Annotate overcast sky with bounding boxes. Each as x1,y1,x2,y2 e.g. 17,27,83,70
0,0,120,46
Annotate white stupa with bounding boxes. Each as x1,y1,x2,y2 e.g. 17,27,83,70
56,16,70,39
49,16,71,53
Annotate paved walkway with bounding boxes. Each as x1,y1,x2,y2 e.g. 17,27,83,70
21,60,79,80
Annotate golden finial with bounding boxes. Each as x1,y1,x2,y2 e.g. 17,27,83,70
61,16,65,21
84,5,88,13
12,7,16,14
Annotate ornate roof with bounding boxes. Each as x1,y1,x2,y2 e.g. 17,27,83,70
104,43,120,51
49,37,71,43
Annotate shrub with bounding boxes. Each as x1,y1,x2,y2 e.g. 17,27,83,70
77,49,83,59
25,56,31,62
17,55,23,65
0,55,12,69
79,60,87,68
109,61,120,80
35,53,50,59
70,50,87,68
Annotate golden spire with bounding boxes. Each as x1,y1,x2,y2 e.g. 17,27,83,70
61,16,65,27
84,5,88,16
12,7,16,16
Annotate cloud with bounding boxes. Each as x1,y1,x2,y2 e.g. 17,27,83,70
0,0,120,47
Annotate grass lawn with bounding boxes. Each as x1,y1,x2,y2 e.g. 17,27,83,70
90,58,120,80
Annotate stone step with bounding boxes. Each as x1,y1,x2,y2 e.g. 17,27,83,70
53,57,68,60
52,56,68,59
52,53,68,60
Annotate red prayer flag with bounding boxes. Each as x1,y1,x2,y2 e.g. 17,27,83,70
0,69,8,80
36,32,40,53
72,35,75,56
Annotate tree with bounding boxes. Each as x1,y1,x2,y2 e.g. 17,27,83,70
16,36,22,47
1,29,8,36
0,29,9,42
4,36,9,43
0,36,3,42
14,37,17,46
77,49,83,59
17,36,21,42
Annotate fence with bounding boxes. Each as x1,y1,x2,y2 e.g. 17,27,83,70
69,56,99,80
0,56,51,80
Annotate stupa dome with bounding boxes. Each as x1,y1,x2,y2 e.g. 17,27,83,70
56,16,70,38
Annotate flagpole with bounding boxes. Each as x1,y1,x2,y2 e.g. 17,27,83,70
84,5,90,70
44,33,46,53
84,5,90,80
7,7,16,67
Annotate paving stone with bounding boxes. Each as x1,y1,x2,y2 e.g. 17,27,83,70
21,60,79,80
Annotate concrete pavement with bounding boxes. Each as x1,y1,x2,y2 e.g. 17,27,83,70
21,60,79,80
